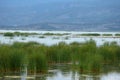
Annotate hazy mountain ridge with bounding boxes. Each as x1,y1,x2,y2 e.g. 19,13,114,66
0,0,120,31
0,22,120,31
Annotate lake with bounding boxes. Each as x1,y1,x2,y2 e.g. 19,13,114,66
0,30,120,46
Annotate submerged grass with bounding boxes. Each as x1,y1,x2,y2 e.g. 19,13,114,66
0,40,120,74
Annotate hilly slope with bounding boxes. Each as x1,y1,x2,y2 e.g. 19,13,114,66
0,0,120,31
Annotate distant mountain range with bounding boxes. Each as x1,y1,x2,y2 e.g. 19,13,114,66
0,0,120,31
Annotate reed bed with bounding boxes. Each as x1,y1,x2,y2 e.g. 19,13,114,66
0,40,120,74
3,32,39,37
80,33,100,36
102,34,112,36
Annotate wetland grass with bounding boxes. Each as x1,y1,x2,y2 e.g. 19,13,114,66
39,36,45,38
80,33,100,36
102,34,112,36
43,33,70,36
0,40,120,74
115,34,120,36
4,32,14,37
3,32,39,37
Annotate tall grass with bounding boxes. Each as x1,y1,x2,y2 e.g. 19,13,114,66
0,40,120,74
28,46,48,73
0,44,27,73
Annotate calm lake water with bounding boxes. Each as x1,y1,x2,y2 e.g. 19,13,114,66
2,64,120,80
0,30,120,46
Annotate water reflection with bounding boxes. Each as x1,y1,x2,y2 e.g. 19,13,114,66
101,72,120,80
35,65,120,80
21,66,27,80
47,70,101,80
1,68,120,80
79,74,100,80
46,71,120,80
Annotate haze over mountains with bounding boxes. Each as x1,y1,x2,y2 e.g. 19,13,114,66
0,0,120,31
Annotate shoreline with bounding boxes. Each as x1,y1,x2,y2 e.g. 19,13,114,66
0,30,120,34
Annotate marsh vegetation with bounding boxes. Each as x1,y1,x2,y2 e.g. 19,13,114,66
2,32,120,37
0,31,120,80
80,33,100,36
102,34,112,36
0,40,120,75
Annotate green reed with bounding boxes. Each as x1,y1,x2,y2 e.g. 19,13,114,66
0,40,119,74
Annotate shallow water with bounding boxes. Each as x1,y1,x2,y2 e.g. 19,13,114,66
46,71,120,80
2,64,120,80
0,30,120,44
0,33,120,46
